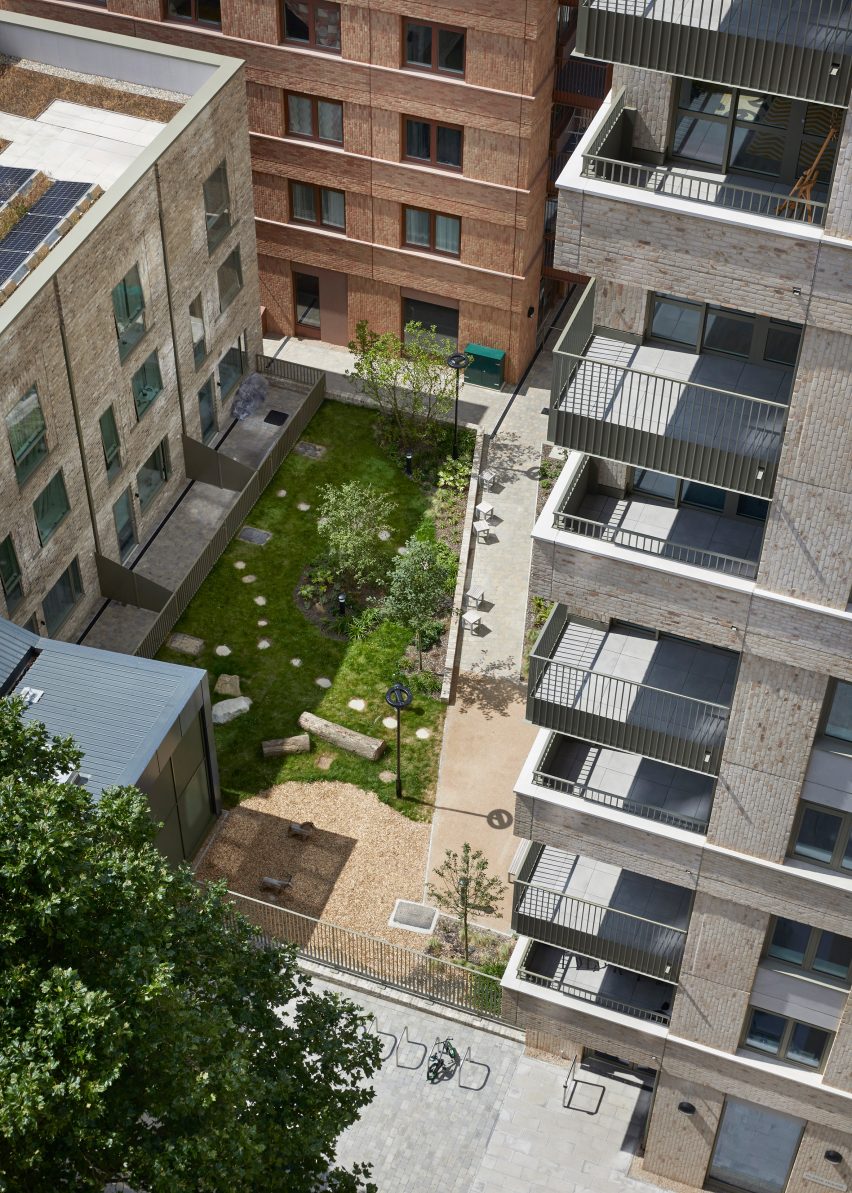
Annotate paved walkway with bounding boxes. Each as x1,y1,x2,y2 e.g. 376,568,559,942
316,975,663,1193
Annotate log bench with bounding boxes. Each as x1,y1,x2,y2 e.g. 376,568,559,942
261,733,310,758
297,711,386,761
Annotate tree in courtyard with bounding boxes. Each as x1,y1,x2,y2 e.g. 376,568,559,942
428,844,506,964
317,480,397,589
346,320,457,450
383,536,456,669
0,697,380,1193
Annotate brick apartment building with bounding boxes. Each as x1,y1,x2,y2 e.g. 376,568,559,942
0,11,261,641
2,0,611,383
502,3,852,1192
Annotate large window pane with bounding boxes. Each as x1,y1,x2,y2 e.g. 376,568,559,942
649,296,701,347
402,297,458,353
99,406,121,481
283,1,309,41
703,309,752,358
33,472,70,545
435,214,460,255
730,125,785,177
294,273,320,328
113,489,136,562
406,22,431,66
0,535,23,613
321,187,345,228
672,115,727,165
436,125,462,167
112,264,146,360
825,681,852,743
287,93,313,136
767,918,809,966
137,440,170,512
708,1098,805,1193
813,932,852,980
679,80,731,116
196,0,221,24
633,469,678,501
438,28,464,74
793,807,841,865
764,320,801,366
786,1023,829,1068
6,387,47,484
745,1009,785,1055
217,248,243,313
404,208,431,247
737,494,769,520
317,99,343,142
682,480,727,511
314,3,340,50
42,558,82,636
218,333,247,398
291,181,316,222
189,293,206,368
198,377,217,443
203,162,231,252
131,352,163,420
406,119,430,160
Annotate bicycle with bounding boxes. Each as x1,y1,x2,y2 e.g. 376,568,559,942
427,1037,460,1083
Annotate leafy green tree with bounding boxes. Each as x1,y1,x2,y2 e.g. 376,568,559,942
428,844,506,964
384,536,456,668
0,697,380,1193
346,320,456,449
317,480,397,590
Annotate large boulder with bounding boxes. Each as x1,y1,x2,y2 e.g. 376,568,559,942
212,696,252,724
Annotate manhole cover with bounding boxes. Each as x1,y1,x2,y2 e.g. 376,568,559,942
238,526,272,546
388,900,438,934
264,409,289,427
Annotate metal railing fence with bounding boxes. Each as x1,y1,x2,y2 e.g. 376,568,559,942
518,958,672,1025
555,57,610,99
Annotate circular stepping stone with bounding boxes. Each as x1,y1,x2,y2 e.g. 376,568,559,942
382,715,397,730
257,639,271,650
315,676,332,688
254,596,267,606
297,502,311,511
415,728,431,740
397,546,409,555
277,489,287,497
242,574,257,584
379,770,396,783
257,618,268,627
234,561,246,570
348,698,366,711
290,657,302,667
378,530,391,541
215,645,231,657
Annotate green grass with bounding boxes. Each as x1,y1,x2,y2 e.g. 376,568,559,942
157,402,451,819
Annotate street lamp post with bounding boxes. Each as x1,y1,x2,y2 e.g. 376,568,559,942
446,352,468,461
384,681,413,800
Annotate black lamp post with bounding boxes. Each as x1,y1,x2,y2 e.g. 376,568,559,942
446,352,468,460
384,681,413,800
404,450,413,476
338,592,346,617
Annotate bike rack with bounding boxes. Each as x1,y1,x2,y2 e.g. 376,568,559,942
362,1014,397,1063
457,1045,490,1091
562,1053,605,1115
427,1037,460,1084
394,1024,428,1070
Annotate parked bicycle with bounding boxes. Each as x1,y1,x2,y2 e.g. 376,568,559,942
427,1037,460,1083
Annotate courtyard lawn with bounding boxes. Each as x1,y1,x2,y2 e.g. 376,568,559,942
157,401,450,819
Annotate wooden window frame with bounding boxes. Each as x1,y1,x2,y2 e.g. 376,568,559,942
284,92,344,145
288,181,346,231
165,0,221,29
764,916,852,986
402,116,464,172
740,1006,832,1071
401,205,461,257
402,19,466,78
282,0,341,53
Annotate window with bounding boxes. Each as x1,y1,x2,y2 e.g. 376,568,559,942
403,118,463,170
33,471,70,546
825,680,852,743
198,377,217,443
648,291,802,365
402,206,460,256
189,294,206,368
294,273,320,331
289,182,345,230
791,804,852,872
217,248,243,313
6,387,47,484
42,558,83,636
402,297,458,354
0,535,23,614
137,440,170,512
404,20,465,76
203,162,231,252
743,1007,831,1069
112,264,146,360
166,0,221,27
286,93,343,143
217,332,247,399
766,917,852,984
131,352,163,420
113,489,137,562
99,406,121,481
283,1,341,51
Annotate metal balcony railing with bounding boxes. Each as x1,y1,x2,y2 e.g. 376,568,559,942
517,954,672,1025
577,0,852,106
555,57,610,100
532,733,712,832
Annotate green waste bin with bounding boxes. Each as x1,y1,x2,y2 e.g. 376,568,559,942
464,342,505,389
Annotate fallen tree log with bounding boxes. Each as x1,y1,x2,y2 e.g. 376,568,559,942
262,733,310,757
297,711,386,761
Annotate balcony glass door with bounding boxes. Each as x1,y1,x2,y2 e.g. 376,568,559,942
707,1098,804,1193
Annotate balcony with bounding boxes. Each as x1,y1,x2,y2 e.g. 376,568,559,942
578,88,837,227
577,0,852,106
512,843,691,983
550,281,790,499
528,606,736,773
554,454,765,580
533,732,715,832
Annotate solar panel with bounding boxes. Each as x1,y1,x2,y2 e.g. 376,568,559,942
0,250,30,283
0,166,36,205
28,181,91,217
1,224,52,255
0,180,93,273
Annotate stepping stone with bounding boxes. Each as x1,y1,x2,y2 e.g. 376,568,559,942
254,596,267,606
257,639,271,650
238,526,272,546
378,530,391,541
295,441,327,459
317,754,334,771
277,489,287,497
415,728,431,740
214,674,241,697
167,632,204,657
242,574,257,584
397,546,409,555
291,657,302,667
297,502,311,512
348,698,366,711
382,716,397,730
379,770,395,783
215,645,231,657
258,618,268,627
212,696,251,724
234,560,246,570
315,677,332,688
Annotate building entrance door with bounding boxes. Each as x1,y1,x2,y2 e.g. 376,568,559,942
707,1097,804,1193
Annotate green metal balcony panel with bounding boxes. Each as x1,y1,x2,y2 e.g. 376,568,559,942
577,1,852,107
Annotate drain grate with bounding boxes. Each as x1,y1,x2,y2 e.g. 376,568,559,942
238,526,272,546
264,409,290,426
388,899,438,934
